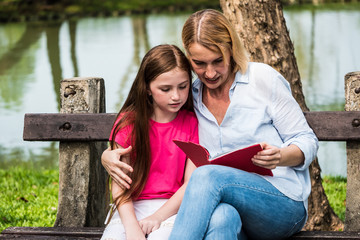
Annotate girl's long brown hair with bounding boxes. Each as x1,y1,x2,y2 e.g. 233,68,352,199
109,44,193,211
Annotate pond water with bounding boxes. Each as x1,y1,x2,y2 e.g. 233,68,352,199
1,8,359,176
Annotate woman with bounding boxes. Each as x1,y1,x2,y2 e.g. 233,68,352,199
102,9,318,240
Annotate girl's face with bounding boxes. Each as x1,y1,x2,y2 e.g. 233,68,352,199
148,67,190,123
187,43,233,90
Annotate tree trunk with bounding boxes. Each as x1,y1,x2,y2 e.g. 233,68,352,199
220,0,343,231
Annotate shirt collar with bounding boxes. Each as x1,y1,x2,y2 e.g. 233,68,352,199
235,67,250,84
192,68,250,104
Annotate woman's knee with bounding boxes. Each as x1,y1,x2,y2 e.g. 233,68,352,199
209,203,241,231
189,165,220,186
186,165,223,196
205,203,241,239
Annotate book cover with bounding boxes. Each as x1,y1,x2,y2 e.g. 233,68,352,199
173,140,273,176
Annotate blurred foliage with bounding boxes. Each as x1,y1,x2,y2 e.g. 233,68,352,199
1,0,360,22
0,0,220,22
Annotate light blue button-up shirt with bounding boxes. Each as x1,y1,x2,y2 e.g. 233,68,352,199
192,62,319,212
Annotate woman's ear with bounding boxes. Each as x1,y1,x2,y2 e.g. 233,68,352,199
147,89,152,96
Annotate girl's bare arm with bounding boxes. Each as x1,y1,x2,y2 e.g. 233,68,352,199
112,181,146,240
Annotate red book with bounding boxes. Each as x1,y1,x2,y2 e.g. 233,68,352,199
173,140,273,176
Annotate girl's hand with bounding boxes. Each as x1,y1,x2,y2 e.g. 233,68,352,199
252,142,281,170
101,146,134,189
138,213,163,235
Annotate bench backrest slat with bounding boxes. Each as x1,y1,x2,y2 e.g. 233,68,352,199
23,111,360,141
304,111,360,141
23,113,116,141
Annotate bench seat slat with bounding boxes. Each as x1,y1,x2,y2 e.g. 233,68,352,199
290,230,360,239
0,234,99,239
23,111,360,141
2,227,360,239
0,226,104,236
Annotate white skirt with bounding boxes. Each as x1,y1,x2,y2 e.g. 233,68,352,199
101,198,176,240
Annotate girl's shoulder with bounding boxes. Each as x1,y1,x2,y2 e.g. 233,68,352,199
115,111,135,125
111,111,135,137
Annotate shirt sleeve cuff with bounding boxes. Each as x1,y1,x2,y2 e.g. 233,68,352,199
282,137,319,171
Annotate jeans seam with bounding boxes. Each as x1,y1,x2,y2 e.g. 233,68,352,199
203,186,224,240
218,182,285,198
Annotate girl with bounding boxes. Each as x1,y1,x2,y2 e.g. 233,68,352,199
101,44,198,240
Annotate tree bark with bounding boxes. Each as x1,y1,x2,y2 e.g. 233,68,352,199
220,0,343,231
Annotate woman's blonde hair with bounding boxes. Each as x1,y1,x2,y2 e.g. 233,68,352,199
182,9,249,74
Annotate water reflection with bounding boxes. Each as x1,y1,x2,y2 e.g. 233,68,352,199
45,22,63,109
285,10,360,111
0,9,359,176
114,16,151,110
0,142,58,169
0,23,41,111
69,20,79,77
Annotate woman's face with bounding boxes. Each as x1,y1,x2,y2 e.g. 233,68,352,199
187,43,233,90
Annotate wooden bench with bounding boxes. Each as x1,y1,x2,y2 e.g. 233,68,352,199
1,226,360,239
1,75,360,239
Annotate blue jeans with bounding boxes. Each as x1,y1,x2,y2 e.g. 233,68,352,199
169,165,306,240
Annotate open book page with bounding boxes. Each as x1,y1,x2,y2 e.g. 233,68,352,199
210,144,259,159
173,140,273,176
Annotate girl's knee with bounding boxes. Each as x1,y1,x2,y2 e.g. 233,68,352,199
147,226,172,240
101,223,125,240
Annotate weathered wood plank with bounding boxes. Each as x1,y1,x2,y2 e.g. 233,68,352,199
303,111,360,141
2,227,360,239
23,113,116,141
23,111,360,141
290,230,360,239
0,227,103,239
0,233,100,239
0,235,97,239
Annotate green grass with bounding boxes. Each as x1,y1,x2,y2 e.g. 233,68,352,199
322,175,347,221
0,168,347,232
0,167,58,232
